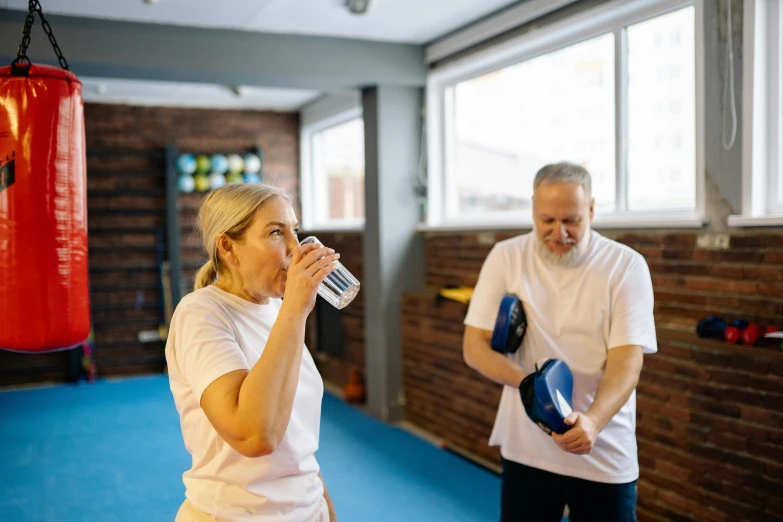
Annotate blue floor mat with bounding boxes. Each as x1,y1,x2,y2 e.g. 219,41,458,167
0,375,502,521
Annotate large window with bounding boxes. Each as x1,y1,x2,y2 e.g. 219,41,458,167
427,0,703,228
301,108,365,230
451,34,616,214
730,0,783,226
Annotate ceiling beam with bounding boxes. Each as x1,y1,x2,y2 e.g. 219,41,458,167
0,10,427,91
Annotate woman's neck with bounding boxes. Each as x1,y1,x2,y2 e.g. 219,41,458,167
214,279,270,305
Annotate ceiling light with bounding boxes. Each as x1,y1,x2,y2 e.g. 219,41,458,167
142,0,160,5
346,0,370,15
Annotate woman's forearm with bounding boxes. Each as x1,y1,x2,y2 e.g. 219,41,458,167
235,305,309,451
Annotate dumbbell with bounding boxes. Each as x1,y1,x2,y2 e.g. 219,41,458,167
741,324,762,345
763,327,783,351
724,319,748,343
696,316,727,339
724,320,761,345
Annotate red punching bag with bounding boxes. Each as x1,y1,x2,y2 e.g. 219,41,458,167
0,2,90,352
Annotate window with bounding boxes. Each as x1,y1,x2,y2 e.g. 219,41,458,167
730,0,783,226
312,118,365,222
426,0,703,228
300,107,365,230
449,34,616,216
627,6,695,210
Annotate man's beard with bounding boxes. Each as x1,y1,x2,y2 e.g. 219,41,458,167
535,229,591,268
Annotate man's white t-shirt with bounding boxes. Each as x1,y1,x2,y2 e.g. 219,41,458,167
464,231,657,484
165,285,324,522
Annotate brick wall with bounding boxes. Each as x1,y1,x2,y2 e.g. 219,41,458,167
0,104,299,386
85,105,301,214
637,330,783,521
402,229,783,522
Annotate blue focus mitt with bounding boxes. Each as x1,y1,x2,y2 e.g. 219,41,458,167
518,358,574,435
491,294,527,354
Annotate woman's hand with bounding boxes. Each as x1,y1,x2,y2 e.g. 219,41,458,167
281,242,339,316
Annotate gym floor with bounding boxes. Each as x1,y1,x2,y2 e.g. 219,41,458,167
0,376,503,522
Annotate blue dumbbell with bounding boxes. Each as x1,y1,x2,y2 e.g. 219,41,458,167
696,316,728,339
731,319,749,330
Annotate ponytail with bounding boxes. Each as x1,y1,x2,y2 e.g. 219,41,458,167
194,259,217,290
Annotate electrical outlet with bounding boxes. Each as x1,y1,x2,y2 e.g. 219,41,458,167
696,234,729,249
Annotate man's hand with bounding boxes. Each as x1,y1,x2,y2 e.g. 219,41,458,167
551,344,643,456
552,412,599,455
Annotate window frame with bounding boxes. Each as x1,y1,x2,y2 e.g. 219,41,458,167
424,0,705,230
300,107,365,231
728,0,783,227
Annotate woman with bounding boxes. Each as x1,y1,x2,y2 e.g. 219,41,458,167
166,183,339,522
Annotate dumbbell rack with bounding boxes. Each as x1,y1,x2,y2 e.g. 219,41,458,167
697,316,782,350
164,145,264,308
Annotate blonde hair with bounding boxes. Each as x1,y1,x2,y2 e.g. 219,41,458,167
194,183,291,290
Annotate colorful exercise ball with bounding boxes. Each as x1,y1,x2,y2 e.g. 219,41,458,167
242,173,261,184
210,154,229,174
176,154,196,175
208,172,226,190
195,155,212,174
225,172,243,184
243,153,261,174
194,173,211,192
177,175,195,193
227,154,244,174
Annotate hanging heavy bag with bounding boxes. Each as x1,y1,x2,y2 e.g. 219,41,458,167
0,1,90,352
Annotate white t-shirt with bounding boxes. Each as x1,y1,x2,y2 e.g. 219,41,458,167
165,285,324,522
464,231,656,484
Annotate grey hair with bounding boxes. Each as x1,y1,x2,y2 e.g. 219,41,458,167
194,183,291,290
533,162,592,198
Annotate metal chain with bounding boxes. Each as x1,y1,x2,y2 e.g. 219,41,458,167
12,0,70,70
12,7,36,66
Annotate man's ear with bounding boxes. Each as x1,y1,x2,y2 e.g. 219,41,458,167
216,234,236,266
589,197,595,222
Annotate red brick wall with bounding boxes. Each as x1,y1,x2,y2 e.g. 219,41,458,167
0,104,300,386
403,229,783,522
402,293,502,464
86,105,301,213
637,331,783,521
424,231,783,330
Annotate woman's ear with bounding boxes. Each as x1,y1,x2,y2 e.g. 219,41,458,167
216,234,237,266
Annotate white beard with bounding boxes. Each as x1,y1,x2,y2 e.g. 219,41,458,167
535,229,592,268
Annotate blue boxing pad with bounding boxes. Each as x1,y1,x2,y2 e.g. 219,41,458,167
491,294,527,354
518,359,574,435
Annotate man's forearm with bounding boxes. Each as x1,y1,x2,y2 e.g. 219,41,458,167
468,348,527,388
463,326,527,388
585,346,643,432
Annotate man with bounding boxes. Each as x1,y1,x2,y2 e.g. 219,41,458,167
463,162,656,522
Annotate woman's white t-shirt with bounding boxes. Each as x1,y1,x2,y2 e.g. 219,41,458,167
464,231,657,484
165,285,324,521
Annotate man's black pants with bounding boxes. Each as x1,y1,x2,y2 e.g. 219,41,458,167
501,458,637,522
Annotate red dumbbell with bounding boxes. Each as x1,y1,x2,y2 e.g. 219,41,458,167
741,324,762,346
725,326,741,344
